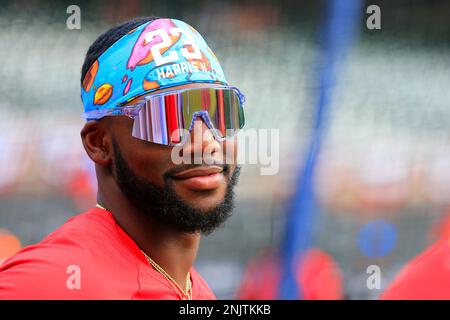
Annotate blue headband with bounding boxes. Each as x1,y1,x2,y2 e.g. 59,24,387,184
81,18,228,116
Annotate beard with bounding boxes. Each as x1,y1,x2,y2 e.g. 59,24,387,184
111,139,240,235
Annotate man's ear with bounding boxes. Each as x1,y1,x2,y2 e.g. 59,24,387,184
80,120,113,166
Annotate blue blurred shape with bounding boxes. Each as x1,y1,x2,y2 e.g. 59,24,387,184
278,0,362,299
358,220,398,258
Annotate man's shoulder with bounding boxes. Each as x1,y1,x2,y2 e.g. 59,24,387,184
11,208,117,261
43,207,116,241
382,237,450,299
0,208,135,299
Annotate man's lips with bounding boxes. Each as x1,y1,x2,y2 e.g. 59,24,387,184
170,166,225,190
171,166,224,179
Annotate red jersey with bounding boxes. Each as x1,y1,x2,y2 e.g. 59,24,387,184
0,208,216,300
382,237,450,299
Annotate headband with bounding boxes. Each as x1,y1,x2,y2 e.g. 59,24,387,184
81,18,228,115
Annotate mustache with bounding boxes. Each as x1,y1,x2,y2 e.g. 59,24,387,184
164,163,230,179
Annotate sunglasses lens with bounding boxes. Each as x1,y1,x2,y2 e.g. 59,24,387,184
132,87,245,146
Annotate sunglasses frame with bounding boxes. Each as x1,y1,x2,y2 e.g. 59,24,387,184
82,85,245,120
82,85,246,146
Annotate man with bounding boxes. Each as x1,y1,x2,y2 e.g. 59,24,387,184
0,16,245,299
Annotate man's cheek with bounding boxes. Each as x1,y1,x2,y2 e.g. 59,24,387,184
133,160,166,186
134,151,173,184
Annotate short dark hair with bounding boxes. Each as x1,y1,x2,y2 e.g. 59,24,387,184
80,16,160,85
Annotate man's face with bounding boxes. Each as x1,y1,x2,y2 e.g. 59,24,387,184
104,83,241,234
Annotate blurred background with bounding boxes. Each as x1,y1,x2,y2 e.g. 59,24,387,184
0,0,449,299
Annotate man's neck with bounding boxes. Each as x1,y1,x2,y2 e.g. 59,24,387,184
97,173,200,288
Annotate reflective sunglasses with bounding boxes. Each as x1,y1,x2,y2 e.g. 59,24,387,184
83,86,245,146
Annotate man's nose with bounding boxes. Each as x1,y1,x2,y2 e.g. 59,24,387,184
182,118,221,162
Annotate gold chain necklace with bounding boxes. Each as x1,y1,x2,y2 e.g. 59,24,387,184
95,204,192,300
96,203,108,211
141,250,192,300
